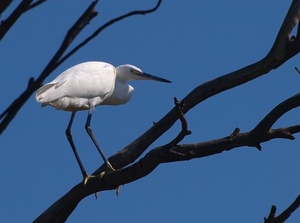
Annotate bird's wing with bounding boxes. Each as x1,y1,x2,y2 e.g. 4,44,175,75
36,62,116,104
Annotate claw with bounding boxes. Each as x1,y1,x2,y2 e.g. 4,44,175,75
100,163,115,178
98,164,121,195
116,185,120,196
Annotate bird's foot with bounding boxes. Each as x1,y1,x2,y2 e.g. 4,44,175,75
83,174,96,185
99,164,115,178
99,164,121,195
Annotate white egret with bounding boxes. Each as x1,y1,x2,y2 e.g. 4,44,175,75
36,61,171,184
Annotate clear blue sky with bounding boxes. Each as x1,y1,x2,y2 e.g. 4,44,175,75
1,1,300,222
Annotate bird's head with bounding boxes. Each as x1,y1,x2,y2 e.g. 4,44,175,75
116,64,171,83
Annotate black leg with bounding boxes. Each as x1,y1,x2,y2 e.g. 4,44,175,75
65,111,88,179
85,109,114,170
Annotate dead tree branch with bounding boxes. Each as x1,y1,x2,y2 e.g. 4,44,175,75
0,0,13,15
25,0,47,12
1,0,299,222
0,0,36,41
33,2,300,221
163,97,191,147
34,92,300,223
90,0,300,177
264,195,300,223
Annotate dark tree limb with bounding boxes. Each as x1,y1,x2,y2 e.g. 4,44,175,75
0,0,162,135
26,0,47,12
264,195,300,223
0,0,12,15
32,2,300,221
164,97,191,147
252,93,300,135
0,0,298,222
34,92,300,222
0,0,47,39
91,0,300,177
0,0,33,41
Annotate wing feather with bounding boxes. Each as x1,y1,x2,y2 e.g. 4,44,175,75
36,62,116,110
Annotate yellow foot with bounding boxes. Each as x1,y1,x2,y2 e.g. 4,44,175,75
99,164,115,178
98,164,121,195
83,175,95,185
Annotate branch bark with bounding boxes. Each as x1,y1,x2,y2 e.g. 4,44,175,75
264,195,300,223
0,0,33,41
33,1,300,221
34,94,300,223
91,0,300,176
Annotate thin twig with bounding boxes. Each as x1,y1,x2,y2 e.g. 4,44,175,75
56,0,162,68
26,0,47,12
252,93,300,134
34,119,300,223
0,0,33,41
264,195,300,223
164,97,191,147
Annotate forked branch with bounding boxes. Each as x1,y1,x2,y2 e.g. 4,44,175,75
164,97,191,147
0,0,33,41
264,195,300,223
92,0,300,177
33,2,300,221
34,91,300,222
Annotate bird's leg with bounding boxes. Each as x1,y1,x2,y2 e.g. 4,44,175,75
66,111,91,185
85,109,115,173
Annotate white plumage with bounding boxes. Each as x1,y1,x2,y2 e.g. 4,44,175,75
36,61,171,184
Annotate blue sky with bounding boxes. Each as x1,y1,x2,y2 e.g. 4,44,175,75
1,1,300,222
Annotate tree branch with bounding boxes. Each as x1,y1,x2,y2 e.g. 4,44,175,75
56,0,162,67
26,0,47,12
252,93,300,135
0,0,12,15
32,2,300,220
163,97,191,147
90,0,300,177
264,195,300,223
0,0,33,41
34,91,300,222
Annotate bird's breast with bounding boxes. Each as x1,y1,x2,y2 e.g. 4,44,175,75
101,84,134,105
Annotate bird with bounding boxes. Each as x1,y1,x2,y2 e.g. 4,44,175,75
36,61,171,184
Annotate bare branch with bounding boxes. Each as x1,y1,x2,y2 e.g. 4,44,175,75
0,0,12,15
252,93,300,134
56,0,162,68
33,119,300,223
26,0,47,12
33,85,300,222
163,97,191,147
90,0,300,177
264,195,300,223
0,0,33,41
